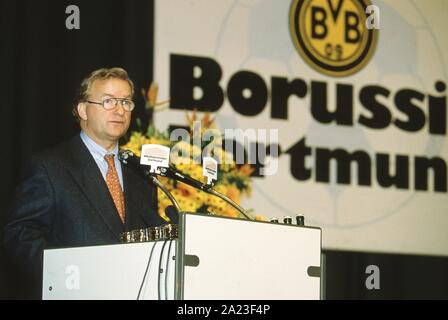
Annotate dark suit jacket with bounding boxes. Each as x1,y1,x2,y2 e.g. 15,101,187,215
3,134,165,297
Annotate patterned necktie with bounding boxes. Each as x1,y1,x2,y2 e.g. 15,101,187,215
104,154,125,223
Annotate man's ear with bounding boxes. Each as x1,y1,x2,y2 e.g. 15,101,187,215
77,102,88,121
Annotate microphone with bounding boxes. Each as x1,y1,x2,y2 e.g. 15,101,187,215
119,149,182,213
119,149,210,191
119,148,253,220
158,167,210,192
118,149,143,167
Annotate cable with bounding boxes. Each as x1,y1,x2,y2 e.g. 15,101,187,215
137,241,158,300
157,239,169,300
164,239,174,300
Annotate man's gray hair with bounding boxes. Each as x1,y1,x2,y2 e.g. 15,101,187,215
72,67,135,121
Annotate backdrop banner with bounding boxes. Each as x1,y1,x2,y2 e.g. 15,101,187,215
154,0,448,256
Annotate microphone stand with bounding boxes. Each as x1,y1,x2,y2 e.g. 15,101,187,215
152,172,254,220
157,166,254,220
203,186,254,220
119,150,252,219
149,175,181,214
139,167,181,214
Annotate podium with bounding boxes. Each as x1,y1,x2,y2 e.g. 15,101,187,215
43,212,322,299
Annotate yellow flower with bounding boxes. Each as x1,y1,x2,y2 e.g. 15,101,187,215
124,121,260,221
121,132,149,156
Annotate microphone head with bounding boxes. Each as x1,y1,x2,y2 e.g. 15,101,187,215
165,205,179,224
118,149,134,163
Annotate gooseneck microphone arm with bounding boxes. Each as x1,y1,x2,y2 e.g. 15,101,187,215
206,188,253,220
158,166,254,220
119,149,254,220
148,175,181,213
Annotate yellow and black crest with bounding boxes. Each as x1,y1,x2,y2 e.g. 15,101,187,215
290,0,378,77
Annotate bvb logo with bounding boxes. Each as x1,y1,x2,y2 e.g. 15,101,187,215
289,0,378,77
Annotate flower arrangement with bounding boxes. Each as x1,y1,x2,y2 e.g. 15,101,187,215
121,83,264,222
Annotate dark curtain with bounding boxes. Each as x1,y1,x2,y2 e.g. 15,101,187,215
1,0,447,299
0,0,154,298
324,250,448,299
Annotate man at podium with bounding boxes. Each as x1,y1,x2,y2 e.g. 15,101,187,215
3,67,165,298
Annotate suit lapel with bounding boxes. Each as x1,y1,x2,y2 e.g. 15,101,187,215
66,135,124,238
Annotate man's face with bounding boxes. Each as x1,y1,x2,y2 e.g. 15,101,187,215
78,78,132,146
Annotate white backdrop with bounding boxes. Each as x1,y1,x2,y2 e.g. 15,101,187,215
153,0,448,256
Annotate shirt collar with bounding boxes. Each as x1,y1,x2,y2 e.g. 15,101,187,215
80,131,119,161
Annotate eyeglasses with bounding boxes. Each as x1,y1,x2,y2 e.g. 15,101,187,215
85,97,135,112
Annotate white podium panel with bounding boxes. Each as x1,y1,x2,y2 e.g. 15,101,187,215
177,213,322,300
43,241,176,300
43,213,321,300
